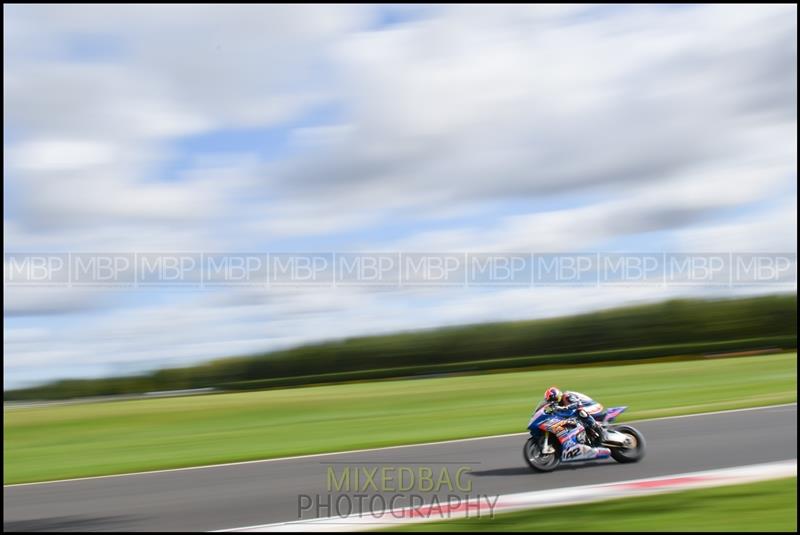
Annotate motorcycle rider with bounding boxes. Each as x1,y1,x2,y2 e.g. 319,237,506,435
542,386,608,445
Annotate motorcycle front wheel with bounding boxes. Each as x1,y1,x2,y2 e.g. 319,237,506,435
523,435,561,472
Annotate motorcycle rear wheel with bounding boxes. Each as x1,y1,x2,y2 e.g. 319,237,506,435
609,425,646,463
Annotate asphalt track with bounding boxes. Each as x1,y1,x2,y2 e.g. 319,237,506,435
4,404,797,532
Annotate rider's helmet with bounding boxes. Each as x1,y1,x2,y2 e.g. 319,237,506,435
544,386,562,403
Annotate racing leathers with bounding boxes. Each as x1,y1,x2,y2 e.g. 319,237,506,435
548,391,607,446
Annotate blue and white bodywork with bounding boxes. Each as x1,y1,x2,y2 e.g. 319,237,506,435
523,403,645,472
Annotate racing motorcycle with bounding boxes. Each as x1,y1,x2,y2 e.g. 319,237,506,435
523,403,645,472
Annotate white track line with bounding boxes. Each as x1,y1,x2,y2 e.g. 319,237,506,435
216,459,798,532
4,402,796,488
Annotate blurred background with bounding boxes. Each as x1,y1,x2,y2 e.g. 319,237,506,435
3,4,797,532
4,4,796,391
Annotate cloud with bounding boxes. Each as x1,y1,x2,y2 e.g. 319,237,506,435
6,4,796,243
3,286,115,317
3,4,796,387
287,4,795,203
672,198,797,253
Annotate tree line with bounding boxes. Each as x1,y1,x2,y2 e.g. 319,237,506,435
5,293,796,401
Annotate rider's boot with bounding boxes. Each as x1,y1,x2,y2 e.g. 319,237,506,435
588,421,607,446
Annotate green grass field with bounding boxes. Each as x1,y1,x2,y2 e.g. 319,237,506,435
3,352,796,484
391,477,798,532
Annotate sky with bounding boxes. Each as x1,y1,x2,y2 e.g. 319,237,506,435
3,4,797,389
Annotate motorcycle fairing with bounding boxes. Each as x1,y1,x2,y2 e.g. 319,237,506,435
528,405,612,463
